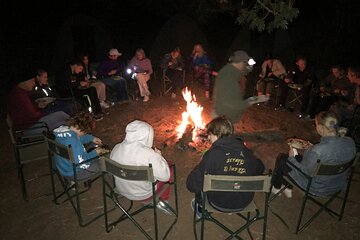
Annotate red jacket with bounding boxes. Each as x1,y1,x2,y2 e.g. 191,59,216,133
7,86,46,127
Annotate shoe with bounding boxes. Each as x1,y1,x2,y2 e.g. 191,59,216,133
93,114,103,121
156,200,173,215
171,93,176,99
191,198,202,219
143,95,149,102
283,188,293,198
271,187,282,196
100,101,110,109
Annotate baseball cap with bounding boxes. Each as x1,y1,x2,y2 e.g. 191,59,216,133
229,50,256,65
109,48,122,56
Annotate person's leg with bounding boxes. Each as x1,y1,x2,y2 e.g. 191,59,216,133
301,86,311,113
43,100,75,116
155,164,174,201
257,79,265,96
30,111,70,133
278,83,290,106
136,74,150,99
272,153,291,189
75,159,100,181
90,81,106,103
116,77,129,102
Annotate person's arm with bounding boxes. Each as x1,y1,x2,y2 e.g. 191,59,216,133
79,134,94,144
288,146,320,175
149,151,170,182
186,152,209,193
145,59,153,75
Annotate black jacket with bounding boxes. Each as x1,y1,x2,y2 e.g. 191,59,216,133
186,136,265,210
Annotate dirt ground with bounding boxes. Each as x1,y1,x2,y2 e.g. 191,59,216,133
1,84,359,240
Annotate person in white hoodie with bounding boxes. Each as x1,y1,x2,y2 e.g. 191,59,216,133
110,120,172,213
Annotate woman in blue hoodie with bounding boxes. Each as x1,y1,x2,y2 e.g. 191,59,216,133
53,111,108,180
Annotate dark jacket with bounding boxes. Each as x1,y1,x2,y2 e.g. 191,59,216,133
186,136,265,210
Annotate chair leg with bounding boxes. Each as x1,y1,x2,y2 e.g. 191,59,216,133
296,192,310,234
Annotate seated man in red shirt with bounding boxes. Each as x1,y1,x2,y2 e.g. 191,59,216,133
6,77,69,134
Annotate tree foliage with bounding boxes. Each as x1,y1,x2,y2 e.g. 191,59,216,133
206,0,299,32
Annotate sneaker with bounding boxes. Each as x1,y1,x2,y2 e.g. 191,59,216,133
100,101,110,109
191,198,202,219
143,95,149,102
171,93,176,99
271,187,282,196
283,188,293,198
156,200,173,215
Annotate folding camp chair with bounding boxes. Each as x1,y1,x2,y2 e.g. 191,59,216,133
270,153,359,234
6,114,49,201
45,135,103,227
162,68,185,96
193,173,272,240
99,155,178,240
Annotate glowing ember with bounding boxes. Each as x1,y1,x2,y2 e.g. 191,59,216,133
176,87,206,142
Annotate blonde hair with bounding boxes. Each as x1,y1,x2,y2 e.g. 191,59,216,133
315,111,347,137
192,44,205,56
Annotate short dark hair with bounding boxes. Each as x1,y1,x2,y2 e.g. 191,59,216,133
206,116,234,138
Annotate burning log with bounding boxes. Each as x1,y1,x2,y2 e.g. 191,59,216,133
176,125,195,151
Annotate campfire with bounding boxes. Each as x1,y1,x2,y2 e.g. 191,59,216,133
175,87,207,150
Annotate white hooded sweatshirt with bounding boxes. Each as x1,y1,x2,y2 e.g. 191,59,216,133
110,120,170,200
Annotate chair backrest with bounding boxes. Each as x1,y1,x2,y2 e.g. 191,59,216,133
45,136,75,163
313,157,357,176
100,155,155,182
203,174,272,193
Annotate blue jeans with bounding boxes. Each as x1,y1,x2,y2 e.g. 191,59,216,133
102,77,129,102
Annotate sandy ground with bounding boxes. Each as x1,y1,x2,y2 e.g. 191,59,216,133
1,84,359,240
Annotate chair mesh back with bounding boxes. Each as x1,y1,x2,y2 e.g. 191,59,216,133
316,160,354,176
46,138,74,162
100,156,154,182
204,175,271,193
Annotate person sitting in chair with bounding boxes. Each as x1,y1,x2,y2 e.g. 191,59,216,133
7,76,69,133
186,116,265,217
128,49,153,102
160,47,185,99
191,43,214,99
256,53,287,102
272,111,356,197
53,111,108,180
110,120,173,214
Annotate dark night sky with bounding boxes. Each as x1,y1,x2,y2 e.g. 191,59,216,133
1,0,360,88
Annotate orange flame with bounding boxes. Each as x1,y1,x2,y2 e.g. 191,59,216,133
176,87,205,141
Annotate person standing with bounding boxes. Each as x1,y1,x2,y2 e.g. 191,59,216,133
128,48,153,102
212,50,257,123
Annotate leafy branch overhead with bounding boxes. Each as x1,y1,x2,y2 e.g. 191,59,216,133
215,0,299,32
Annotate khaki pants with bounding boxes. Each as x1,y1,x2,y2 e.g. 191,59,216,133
90,81,106,102
136,73,150,97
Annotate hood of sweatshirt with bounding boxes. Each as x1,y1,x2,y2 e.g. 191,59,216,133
124,120,154,148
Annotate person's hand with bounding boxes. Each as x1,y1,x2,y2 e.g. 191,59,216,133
37,101,48,109
96,147,109,155
284,78,292,84
93,137,102,145
80,81,90,87
288,147,298,157
154,147,162,155
109,69,117,76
